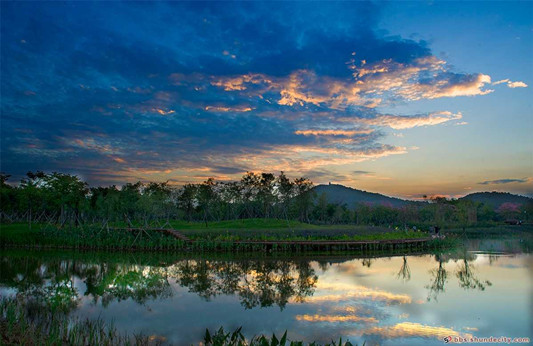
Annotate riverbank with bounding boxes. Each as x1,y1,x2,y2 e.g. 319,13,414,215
445,224,533,237
0,220,454,253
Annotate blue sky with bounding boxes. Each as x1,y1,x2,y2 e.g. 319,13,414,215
1,1,531,198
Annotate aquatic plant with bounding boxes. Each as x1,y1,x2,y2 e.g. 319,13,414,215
0,298,158,346
204,327,362,346
1,298,363,346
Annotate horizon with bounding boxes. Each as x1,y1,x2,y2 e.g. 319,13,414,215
3,169,532,201
1,2,532,200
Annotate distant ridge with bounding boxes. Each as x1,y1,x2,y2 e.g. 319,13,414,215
459,191,532,209
312,184,411,208
312,184,532,210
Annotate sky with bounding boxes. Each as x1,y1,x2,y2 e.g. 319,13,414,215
1,1,532,199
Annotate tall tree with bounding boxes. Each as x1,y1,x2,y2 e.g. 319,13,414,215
19,171,46,229
293,177,313,223
45,172,88,227
276,172,294,223
197,178,216,227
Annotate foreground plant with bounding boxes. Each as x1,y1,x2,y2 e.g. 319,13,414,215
204,327,362,346
0,298,158,346
1,298,363,346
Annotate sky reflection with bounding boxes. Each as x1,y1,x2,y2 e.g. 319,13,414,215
0,250,530,345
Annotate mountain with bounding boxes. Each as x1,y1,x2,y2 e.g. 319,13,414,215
312,184,411,208
459,192,532,209
311,184,532,210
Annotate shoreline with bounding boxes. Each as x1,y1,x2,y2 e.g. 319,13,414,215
0,236,452,253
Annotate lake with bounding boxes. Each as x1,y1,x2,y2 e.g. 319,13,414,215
1,239,531,345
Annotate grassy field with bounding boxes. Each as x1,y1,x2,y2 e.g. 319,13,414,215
445,224,533,237
0,219,448,252
168,218,424,241
169,218,321,230
0,222,184,251
180,228,426,241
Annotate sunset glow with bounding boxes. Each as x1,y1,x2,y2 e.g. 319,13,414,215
1,1,531,198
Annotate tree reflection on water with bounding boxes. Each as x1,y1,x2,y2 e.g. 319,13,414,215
167,259,318,309
0,256,318,311
424,250,492,302
0,251,493,315
396,256,411,282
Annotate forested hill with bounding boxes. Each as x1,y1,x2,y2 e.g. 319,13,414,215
312,184,411,208
460,192,532,209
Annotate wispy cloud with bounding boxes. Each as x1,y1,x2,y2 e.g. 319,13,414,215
353,322,472,340
353,170,374,175
339,111,462,130
296,314,377,324
493,79,528,88
478,178,529,185
508,81,528,88
295,129,373,137
0,2,526,185
152,108,175,116
204,105,253,112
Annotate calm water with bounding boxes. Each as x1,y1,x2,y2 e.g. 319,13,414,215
1,240,531,345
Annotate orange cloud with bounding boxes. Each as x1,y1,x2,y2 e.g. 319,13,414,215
414,74,493,99
351,56,493,100
153,108,175,115
295,129,373,136
112,157,126,164
205,105,253,112
354,322,473,340
340,112,462,130
306,288,412,305
70,138,121,155
210,73,276,91
196,54,518,113
296,314,378,324
212,70,380,109
277,70,379,109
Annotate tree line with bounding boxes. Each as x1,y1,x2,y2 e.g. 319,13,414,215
1,171,530,229
0,171,313,228
312,195,531,229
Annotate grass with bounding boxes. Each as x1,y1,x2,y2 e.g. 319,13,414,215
0,298,157,346
113,218,377,231
182,228,426,241
445,224,533,236
169,218,323,230
1,219,447,253
0,223,185,251
1,297,360,346
204,327,360,346
444,224,533,253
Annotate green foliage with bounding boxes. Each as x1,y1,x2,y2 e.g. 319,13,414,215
1,169,526,256
0,298,158,346
183,228,426,242
0,171,316,227
1,221,449,254
1,170,527,232
204,327,359,346
1,297,362,346
0,223,185,251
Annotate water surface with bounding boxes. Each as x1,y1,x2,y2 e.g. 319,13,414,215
1,241,531,345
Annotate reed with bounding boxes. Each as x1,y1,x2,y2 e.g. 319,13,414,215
204,327,364,346
1,222,456,253
0,298,157,346
1,298,363,346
